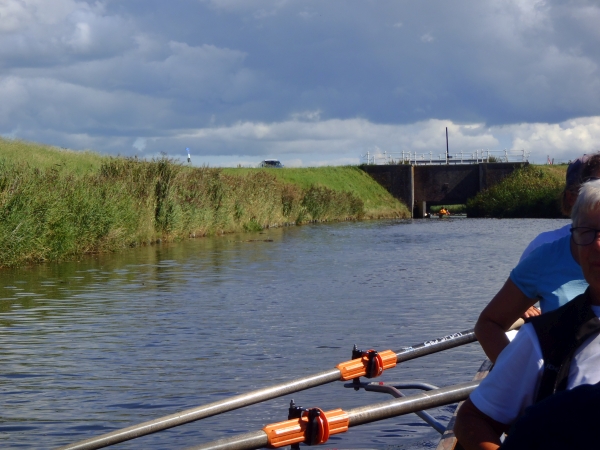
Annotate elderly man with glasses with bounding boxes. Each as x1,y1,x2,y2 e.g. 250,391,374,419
455,179,600,450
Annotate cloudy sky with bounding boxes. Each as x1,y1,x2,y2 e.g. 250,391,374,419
2,0,600,167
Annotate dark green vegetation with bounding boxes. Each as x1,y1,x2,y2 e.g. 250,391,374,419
0,138,408,267
466,164,566,218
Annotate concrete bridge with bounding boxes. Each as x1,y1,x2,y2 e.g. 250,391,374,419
361,162,527,217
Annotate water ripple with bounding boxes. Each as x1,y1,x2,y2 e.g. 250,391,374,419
0,218,569,449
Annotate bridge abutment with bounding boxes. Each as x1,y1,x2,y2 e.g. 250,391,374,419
362,162,527,217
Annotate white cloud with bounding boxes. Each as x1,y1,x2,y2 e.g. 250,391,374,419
500,118,600,160
1,0,600,168
160,118,494,162
0,0,34,33
63,21,92,53
140,116,600,166
0,0,81,33
8,112,600,167
132,137,147,152
0,1,134,67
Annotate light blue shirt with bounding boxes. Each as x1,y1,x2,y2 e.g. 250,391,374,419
518,224,571,263
510,234,587,312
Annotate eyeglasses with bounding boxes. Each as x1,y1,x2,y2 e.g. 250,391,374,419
571,227,600,246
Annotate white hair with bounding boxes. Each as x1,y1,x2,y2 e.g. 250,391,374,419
571,179,600,226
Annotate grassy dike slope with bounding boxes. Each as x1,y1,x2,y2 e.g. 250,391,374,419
0,137,105,174
466,164,567,218
223,166,407,218
0,138,408,267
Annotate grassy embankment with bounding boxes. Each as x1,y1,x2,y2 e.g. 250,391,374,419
0,138,408,267
223,166,406,219
466,164,567,218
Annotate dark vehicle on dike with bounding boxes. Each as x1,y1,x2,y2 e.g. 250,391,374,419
258,159,284,168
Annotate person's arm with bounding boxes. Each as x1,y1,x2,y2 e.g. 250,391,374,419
455,398,508,450
474,278,537,363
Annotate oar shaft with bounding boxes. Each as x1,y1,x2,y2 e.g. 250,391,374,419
56,369,340,450
395,329,476,363
186,381,480,450
393,319,523,363
59,323,511,450
184,431,269,450
349,380,477,426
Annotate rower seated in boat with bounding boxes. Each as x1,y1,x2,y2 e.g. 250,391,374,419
454,179,600,450
475,155,600,364
438,207,450,217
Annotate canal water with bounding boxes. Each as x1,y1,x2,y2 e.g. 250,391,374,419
0,217,570,450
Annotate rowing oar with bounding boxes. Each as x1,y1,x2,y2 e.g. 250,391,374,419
57,320,522,450
183,380,480,450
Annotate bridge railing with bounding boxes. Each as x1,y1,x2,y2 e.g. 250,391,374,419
361,149,530,165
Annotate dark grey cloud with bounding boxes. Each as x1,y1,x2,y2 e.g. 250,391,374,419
1,0,600,165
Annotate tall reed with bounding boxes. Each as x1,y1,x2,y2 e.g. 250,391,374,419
0,157,377,267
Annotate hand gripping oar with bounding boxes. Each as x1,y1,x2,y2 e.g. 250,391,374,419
183,380,480,450
57,321,522,450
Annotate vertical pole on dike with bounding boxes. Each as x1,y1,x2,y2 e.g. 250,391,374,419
445,127,449,165
410,164,415,218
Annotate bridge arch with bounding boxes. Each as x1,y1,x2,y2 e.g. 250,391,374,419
361,162,527,217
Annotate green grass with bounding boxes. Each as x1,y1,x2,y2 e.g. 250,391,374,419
223,166,409,218
466,164,565,218
0,138,106,176
0,138,408,267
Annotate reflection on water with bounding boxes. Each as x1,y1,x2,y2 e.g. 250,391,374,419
0,217,570,449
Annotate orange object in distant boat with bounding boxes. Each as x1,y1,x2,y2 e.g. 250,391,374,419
438,207,451,218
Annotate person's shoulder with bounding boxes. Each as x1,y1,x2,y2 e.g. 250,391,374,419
524,231,571,261
534,224,570,243
519,224,571,262
510,233,573,294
